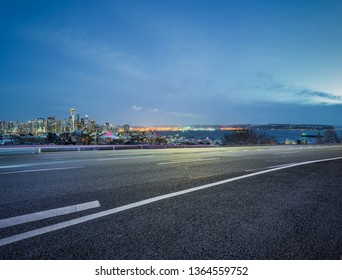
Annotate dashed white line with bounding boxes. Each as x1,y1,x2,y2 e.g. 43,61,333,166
0,156,341,247
0,164,29,169
0,160,84,170
97,155,155,161
158,158,219,165
105,152,149,157
0,166,84,175
0,201,100,229
273,151,300,155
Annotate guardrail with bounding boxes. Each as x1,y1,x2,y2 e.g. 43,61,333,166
0,144,217,155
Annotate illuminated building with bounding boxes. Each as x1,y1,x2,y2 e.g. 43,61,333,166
90,120,97,132
70,108,76,132
28,120,36,133
47,115,56,132
123,124,130,133
76,113,80,129
36,118,45,132
60,118,66,132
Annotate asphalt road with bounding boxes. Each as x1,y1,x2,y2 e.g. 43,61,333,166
0,144,341,259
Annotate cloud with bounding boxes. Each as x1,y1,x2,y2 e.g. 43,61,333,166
148,108,163,113
32,28,147,80
163,111,206,118
295,89,342,105
253,73,342,105
146,107,206,118
143,106,207,119
131,105,143,111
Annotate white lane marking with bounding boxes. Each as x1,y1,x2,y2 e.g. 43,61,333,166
273,151,300,155
330,148,342,151
0,166,84,175
0,165,30,169
158,158,220,165
0,160,84,170
196,151,226,155
97,155,155,161
0,201,100,229
105,152,152,157
0,156,341,247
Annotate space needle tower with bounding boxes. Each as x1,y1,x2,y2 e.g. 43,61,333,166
70,108,76,132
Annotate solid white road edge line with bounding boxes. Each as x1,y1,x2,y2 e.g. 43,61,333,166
244,163,293,172
0,156,341,247
0,200,100,229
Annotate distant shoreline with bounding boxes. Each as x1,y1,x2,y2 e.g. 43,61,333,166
129,124,337,132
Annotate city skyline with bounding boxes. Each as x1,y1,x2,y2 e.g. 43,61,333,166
1,107,341,131
1,0,342,125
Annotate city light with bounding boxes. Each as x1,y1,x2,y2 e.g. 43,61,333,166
1,110,340,146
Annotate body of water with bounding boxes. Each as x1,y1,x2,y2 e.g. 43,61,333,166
156,129,342,144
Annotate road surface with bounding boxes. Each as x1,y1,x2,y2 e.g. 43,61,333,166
0,144,341,259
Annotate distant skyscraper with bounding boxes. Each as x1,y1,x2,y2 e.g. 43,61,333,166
36,118,45,132
47,115,56,132
76,113,80,130
91,120,96,131
70,108,76,132
123,124,130,133
28,120,35,133
60,118,66,132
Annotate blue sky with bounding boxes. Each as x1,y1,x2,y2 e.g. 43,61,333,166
1,0,342,125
